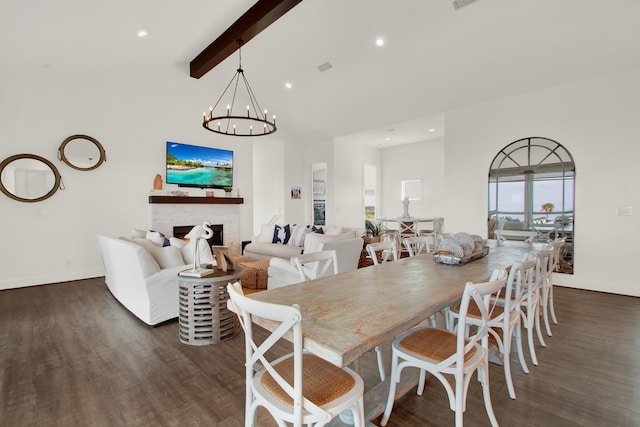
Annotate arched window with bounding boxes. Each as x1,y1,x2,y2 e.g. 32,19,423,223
488,137,575,273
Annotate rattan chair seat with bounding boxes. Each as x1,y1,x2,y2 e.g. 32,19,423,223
398,327,477,363
261,353,356,407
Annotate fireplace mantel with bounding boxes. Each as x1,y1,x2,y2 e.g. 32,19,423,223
148,196,243,205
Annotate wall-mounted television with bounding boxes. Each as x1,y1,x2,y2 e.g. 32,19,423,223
165,141,233,189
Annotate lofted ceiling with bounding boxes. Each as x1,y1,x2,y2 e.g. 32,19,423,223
2,0,640,147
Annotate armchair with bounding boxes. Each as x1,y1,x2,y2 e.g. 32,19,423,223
267,234,363,289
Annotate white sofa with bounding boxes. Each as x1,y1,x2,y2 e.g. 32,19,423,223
243,224,364,260
267,232,364,289
96,229,215,325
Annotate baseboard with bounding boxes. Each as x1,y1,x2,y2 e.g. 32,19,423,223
0,268,105,291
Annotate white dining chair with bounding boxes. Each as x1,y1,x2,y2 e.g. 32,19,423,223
536,248,555,337
420,216,444,250
402,236,430,257
548,239,565,325
227,282,365,427
450,260,536,399
381,269,507,427
366,240,398,265
291,250,338,282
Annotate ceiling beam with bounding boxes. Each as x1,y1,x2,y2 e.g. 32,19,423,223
190,0,303,79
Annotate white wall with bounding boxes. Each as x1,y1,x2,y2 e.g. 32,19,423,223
443,68,640,296
380,138,446,222
252,139,284,235
333,143,380,228
0,65,255,290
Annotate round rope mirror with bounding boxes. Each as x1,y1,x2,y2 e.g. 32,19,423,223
58,134,106,171
0,154,64,202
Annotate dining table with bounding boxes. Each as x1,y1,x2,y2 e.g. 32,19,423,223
245,240,539,425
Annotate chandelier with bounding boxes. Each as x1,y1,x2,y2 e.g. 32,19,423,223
202,39,277,137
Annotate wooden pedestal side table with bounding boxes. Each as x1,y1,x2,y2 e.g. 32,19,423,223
177,268,243,346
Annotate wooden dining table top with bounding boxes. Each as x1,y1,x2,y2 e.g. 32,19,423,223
248,240,539,367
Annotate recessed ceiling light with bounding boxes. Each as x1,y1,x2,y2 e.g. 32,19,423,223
428,128,436,132
384,137,391,141
285,82,292,89
375,38,385,47
137,29,148,38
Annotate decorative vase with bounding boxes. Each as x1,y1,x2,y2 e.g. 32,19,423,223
153,174,163,190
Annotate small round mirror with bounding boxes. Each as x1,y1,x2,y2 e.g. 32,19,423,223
0,154,63,202
58,134,106,171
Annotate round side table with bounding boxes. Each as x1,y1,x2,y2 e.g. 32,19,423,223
177,268,243,346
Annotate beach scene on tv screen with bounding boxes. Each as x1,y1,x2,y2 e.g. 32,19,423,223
166,142,233,187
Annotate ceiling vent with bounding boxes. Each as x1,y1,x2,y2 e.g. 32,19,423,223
317,62,333,72
452,0,480,10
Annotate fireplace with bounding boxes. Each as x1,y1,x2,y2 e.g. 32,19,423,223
173,224,223,247
149,199,242,255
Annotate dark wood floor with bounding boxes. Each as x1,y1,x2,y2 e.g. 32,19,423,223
1,278,639,426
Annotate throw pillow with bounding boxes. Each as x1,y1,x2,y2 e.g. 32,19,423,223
289,225,310,246
257,223,275,243
131,238,185,269
146,230,170,247
131,229,147,239
311,225,324,234
272,224,291,244
325,226,344,236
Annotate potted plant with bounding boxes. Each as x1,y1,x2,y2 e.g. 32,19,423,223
223,187,233,197
365,220,383,243
541,202,554,212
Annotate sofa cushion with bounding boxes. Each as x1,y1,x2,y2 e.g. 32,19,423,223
128,238,185,269
257,223,275,243
288,225,310,246
303,232,356,254
245,242,303,259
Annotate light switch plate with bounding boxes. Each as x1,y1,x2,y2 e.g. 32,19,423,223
616,206,633,216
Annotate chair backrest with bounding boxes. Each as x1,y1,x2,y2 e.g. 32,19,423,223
433,217,445,233
495,229,537,243
227,282,328,424
366,240,398,265
550,239,565,272
402,236,430,257
535,249,554,287
503,259,537,322
291,250,339,282
452,269,507,370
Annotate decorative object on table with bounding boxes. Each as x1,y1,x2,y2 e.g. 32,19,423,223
290,185,301,199
179,222,215,277
57,134,107,171
433,232,489,265
402,197,410,218
153,174,163,190
205,190,215,197
223,186,233,196
201,39,276,137
170,190,189,197
213,246,236,272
